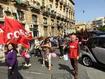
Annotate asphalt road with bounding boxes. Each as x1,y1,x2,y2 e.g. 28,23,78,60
0,49,105,79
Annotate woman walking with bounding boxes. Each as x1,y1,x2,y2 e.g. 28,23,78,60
5,43,22,79
41,37,52,70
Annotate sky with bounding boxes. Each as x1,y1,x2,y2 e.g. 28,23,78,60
75,0,105,22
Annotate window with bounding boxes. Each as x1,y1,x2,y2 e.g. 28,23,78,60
17,10,24,21
60,4,62,10
12,13,17,19
66,8,68,13
49,4,52,8
44,26,48,37
55,2,58,8
32,15,37,23
33,25,38,37
49,0,53,2
87,38,97,48
97,38,105,48
51,19,54,25
69,10,70,16
42,0,45,6
51,19,54,22
43,17,47,24
63,6,65,12
0,6,3,18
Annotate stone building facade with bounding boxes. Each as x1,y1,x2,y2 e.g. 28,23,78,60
0,0,75,37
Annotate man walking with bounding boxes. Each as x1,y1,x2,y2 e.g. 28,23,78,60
68,34,79,79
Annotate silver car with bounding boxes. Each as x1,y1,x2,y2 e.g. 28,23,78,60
80,35,105,67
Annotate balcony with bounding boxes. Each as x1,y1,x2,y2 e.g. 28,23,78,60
42,7,50,17
69,0,75,5
51,23,56,27
55,0,59,2
69,19,75,24
30,1,41,13
15,0,29,6
57,22,60,26
66,4,70,9
10,0,16,3
50,10,56,18
0,0,8,3
4,7,12,16
59,0,63,4
56,13,61,20
49,0,53,2
61,15,64,21
64,16,67,22
60,22,63,26
63,1,67,6
57,22,63,29
41,5,45,10
11,0,15,1
43,21,48,26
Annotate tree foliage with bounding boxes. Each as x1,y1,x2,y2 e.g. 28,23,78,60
97,25,105,32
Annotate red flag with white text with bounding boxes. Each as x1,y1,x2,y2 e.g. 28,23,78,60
4,17,31,48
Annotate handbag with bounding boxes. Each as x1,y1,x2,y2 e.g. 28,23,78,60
51,53,57,58
25,53,30,58
63,54,69,61
21,51,30,58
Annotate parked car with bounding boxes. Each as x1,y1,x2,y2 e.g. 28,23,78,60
80,35,105,67
87,30,105,37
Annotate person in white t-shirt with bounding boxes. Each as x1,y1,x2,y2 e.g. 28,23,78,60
34,37,41,57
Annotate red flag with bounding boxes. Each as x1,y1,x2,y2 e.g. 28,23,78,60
18,36,30,48
0,24,5,44
26,32,33,40
4,17,30,48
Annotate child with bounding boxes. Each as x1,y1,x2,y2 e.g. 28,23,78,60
21,48,31,67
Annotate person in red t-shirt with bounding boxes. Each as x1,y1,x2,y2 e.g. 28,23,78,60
69,34,79,79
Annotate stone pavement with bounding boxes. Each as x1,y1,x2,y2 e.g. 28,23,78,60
0,56,73,79
0,48,91,79
18,56,73,79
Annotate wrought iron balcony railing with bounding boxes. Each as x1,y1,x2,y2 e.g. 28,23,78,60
29,2,40,10
15,0,29,6
29,1,41,13
42,7,50,16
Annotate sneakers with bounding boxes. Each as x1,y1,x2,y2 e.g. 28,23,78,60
27,64,31,67
24,63,31,67
24,64,28,67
